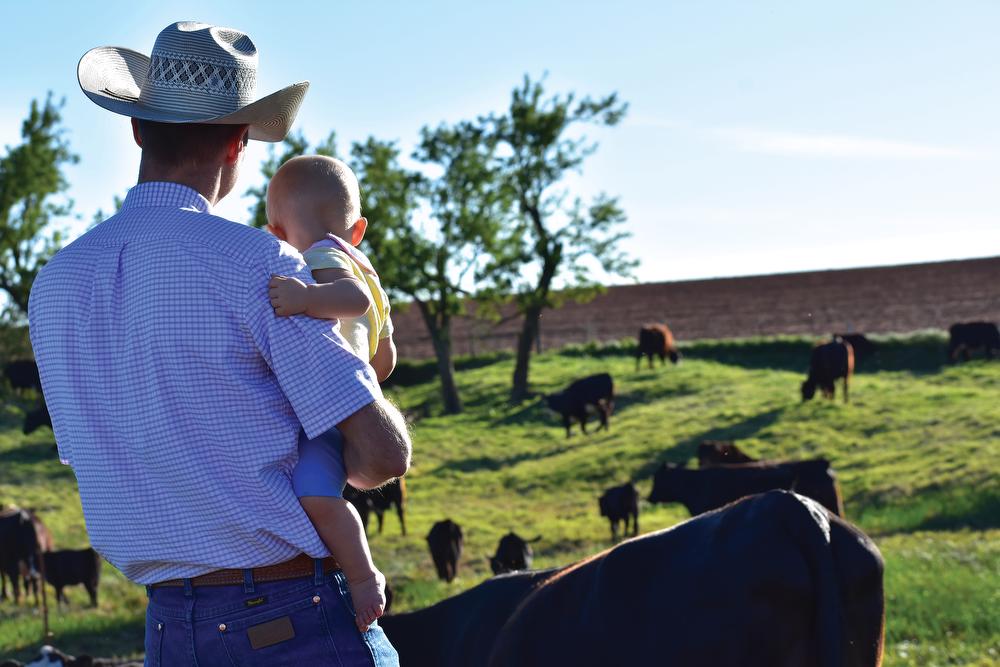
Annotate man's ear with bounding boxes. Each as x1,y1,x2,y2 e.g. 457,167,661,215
131,118,143,148
224,125,250,165
266,223,287,241
350,217,368,246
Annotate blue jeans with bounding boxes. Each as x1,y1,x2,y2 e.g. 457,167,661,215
144,562,398,666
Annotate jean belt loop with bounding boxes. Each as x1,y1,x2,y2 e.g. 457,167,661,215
182,578,193,598
145,584,153,598
243,568,255,594
313,558,324,586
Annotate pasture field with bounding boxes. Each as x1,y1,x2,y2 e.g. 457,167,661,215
1,333,997,665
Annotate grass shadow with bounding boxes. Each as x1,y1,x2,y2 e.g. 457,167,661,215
854,486,1000,536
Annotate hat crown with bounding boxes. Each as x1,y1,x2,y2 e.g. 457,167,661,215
141,22,258,113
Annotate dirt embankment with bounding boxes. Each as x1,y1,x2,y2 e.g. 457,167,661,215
390,256,1000,359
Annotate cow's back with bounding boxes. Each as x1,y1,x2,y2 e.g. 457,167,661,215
566,373,613,407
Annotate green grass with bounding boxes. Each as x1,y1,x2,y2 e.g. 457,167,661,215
1,333,998,664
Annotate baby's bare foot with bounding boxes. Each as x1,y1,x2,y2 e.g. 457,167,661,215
268,275,309,317
349,570,387,633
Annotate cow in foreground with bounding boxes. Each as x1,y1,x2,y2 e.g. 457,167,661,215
344,477,407,536
947,321,1000,362
43,548,101,607
802,339,854,403
649,459,843,516
382,491,885,667
489,532,540,575
545,373,614,438
636,323,680,371
427,519,463,583
697,440,757,467
598,482,639,540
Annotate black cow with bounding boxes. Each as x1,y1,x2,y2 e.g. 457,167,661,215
802,339,854,403
834,333,876,364
598,483,638,540
43,548,101,607
0,508,41,604
947,321,1000,362
344,478,407,536
2,360,40,393
383,492,885,667
489,532,540,575
23,401,52,435
697,440,757,467
427,519,463,583
648,459,843,517
545,373,614,438
636,323,680,371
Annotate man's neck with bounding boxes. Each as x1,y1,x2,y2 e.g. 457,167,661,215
137,160,229,207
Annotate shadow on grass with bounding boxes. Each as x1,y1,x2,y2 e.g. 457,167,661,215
630,407,786,481
431,440,583,476
0,440,72,487
854,486,1000,536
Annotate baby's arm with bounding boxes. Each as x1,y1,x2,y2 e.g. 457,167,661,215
269,267,371,319
370,334,397,383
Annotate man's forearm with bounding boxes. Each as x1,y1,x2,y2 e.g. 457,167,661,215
339,397,411,489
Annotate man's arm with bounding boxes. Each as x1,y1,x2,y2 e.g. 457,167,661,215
338,397,411,490
269,267,371,319
370,335,397,384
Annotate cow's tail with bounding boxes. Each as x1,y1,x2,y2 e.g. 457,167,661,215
782,492,844,667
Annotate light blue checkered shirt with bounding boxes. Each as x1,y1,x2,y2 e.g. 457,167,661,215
28,181,382,584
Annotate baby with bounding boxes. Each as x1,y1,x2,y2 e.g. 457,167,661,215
265,155,397,632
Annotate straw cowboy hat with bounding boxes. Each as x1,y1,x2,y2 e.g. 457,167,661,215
78,21,308,142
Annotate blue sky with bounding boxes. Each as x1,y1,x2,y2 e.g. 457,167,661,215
2,1,999,282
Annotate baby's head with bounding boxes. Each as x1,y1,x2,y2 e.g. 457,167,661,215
266,155,367,252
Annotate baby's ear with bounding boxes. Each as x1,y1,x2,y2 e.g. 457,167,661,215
351,217,368,246
266,223,287,241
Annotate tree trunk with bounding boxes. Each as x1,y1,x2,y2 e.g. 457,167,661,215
417,301,463,415
510,303,542,404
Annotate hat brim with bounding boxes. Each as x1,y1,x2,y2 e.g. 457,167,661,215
78,46,308,142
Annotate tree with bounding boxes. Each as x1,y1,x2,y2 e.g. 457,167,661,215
485,76,636,403
352,126,508,414
0,95,77,318
245,130,337,228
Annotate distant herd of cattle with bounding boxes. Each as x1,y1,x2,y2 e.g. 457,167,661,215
0,320,996,664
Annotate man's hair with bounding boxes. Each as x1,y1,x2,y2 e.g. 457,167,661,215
136,120,249,168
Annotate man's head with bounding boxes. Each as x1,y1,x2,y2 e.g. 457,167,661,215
265,155,367,252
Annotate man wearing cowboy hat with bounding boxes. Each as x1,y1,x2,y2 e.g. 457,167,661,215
28,22,406,665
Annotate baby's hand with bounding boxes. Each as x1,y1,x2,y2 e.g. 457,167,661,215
268,275,310,317
349,569,387,633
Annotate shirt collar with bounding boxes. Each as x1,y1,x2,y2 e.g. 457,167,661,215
120,182,214,214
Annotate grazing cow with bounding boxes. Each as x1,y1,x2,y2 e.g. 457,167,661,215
0,507,41,604
545,373,614,438
598,483,639,540
947,321,1000,362
635,323,680,371
2,360,40,393
697,440,757,467
23,401,52,435
802,339,854,403
427,519,464,583
489,532,540,575
835,333,876,364
343,478,407,536
382,492,884,667
648,459,843,517
43,548,101,607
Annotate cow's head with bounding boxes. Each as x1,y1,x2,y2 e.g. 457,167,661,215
647,462,687,503
669,350,681,364
801,380,816,401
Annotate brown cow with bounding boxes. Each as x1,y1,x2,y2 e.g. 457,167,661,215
802,339,854,403
344,478,407,536
382,492,885,667
697,440,757,467
648,459,844,516
636,323,680,371
427,519,464,583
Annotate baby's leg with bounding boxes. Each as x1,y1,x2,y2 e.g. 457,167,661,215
300,496,386,632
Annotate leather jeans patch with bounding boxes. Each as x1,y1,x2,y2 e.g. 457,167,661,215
247,615,295,649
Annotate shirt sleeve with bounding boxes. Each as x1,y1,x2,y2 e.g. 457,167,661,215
380,314,394,340
244,240,383,439
302,246,354,273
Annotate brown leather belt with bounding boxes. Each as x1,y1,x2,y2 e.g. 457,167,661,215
151,554,340,588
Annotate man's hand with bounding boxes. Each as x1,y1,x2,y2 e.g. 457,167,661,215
269,275,310,317
339,397,411,490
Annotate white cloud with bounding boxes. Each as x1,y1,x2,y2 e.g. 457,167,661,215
713,127,978,159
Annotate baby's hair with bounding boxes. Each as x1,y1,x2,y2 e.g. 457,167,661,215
268,155,361,234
